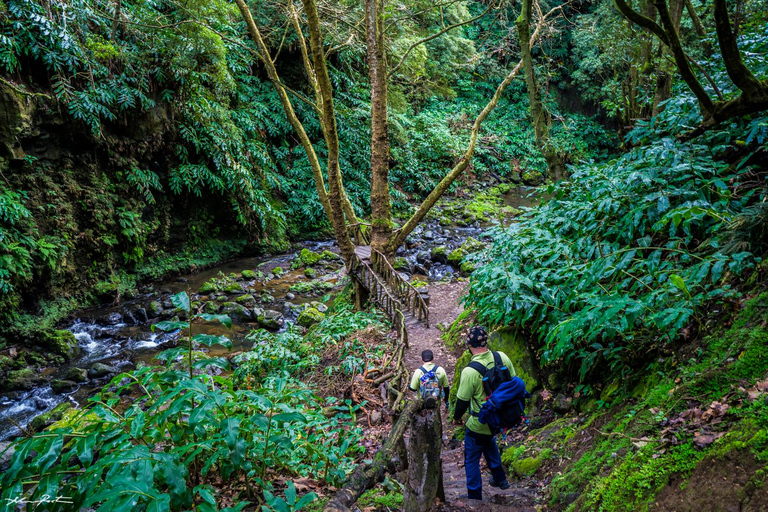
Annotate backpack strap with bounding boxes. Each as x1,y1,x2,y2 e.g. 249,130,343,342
467,361,487,376
492,351,502,368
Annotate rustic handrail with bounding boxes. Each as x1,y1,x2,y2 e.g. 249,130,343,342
351,256,409,349
370,248,429,327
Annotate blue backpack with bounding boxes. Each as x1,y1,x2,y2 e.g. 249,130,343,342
468,352,530,433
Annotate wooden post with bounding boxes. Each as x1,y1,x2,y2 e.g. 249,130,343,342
403,404,444,511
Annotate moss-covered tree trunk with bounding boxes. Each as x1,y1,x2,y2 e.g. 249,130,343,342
366,0,394,258
515,0,567,182
403,406,444,511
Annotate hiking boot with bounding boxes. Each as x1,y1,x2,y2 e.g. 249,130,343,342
489,478,510,490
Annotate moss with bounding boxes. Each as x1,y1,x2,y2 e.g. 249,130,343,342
223,283,243,294
272,266,284,277
48,407,101,430
1,367,40,391
488,327,539,391
30,402,73,431
297,307,326,327
512,457,542,478
235,294,255,304
393,257,409,271
441,308,477,350
305,267,317,278
241,269,257,280
297,248,322,267
40,329,80,360
357,488,403,509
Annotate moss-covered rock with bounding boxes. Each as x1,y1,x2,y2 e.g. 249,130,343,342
51,379,77,393
298,248,322,266
393,257,409,271
31,402,73,432
241,269,257,280
298,307,326,327
198,281,218,294
66,367,88,382
41,330,80,360
257,310,284,329
522,170,545,186
320,250,341,261
460,261,475,274
88,362,118,378
272,266,284,277
441,308,477,349
305,267,317,279
223,282,244,294
203,301,219,314
235,294,255,304
431,245,449,264
448,237,485,265
489,327,539,391
2,368,42,391
220,302,252,321
512,457,542,478
148,300,163,316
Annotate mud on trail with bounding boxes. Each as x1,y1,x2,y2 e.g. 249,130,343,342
403,282,541,511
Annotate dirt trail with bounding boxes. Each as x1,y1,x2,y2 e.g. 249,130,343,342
404,282,539,511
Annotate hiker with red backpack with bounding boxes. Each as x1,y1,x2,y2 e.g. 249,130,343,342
452,326,529,501
409,349,450,409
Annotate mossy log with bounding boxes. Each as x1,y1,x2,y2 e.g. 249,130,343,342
324,399,422,512
404,406,444,511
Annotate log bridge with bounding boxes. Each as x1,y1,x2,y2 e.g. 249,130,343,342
323,248,441,511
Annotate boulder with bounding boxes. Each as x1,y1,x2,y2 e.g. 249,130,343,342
148,301,163,317
393,257,410,271
298,307,326,327
487,327,540,391
286,293,296,301
235,294,256,305
431,245,449,264
133,307,148,323
298,248,322,266
1,368,42,391
224,283,244,295
66,367,88,382
203,301,219,314
219,302,252,321
257,310,284,329
304,267,317,278
241,269,258,280
41,330,80,360
88,363,118,378
51,379,77,393
106,312,123,325
448,237,485,265
30,402,72,432
199,281,218,294
553,394,572,414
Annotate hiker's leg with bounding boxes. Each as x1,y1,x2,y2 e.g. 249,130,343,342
483,436,509,485
463,430,484,500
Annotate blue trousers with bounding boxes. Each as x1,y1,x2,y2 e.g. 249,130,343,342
464,429,508,500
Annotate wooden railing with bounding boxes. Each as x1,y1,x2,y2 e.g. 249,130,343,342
352,256,409,349
370,248,429,327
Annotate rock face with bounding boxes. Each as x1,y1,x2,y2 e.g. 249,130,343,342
88,363,118,378
297,307,325,327
257,310,284,329
553,394,572,414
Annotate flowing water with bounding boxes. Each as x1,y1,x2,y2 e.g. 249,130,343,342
0,187,541,442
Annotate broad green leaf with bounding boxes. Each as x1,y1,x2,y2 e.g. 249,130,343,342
170,291,190,312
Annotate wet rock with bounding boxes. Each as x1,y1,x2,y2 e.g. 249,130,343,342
176,277,188,283
235,294,256,305
260,293,275,304
199,281,217,294
0,441,14,467
30,402,72,432
241,269,257,280
431,245,449,264
297,248,322,266
219,302,252,321
448,237,484,265
257,310,284,330
203,301,219,314
423,230,434,240
1,368,42,391
215,295,228,302
393,257,409,271
370,410,383,425
106,312,123,325
564,492,579,505
286,293,295,301
88,363,118,379
298,307,325,327
134,307,148,323
553,394,572,414
224,283,244,295
416,250,432,265
162,299,173,309
304,267,317,278
123,311,138,325
66,367,88,382
51,379,77,393
41,330,80,360
148,301,163,317
315,303,328,313
414,263,429,275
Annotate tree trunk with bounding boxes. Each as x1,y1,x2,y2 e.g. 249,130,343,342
403,406,444,511
366,0,393,256
516,0,567,182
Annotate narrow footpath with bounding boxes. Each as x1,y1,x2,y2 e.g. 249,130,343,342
404,282,539,511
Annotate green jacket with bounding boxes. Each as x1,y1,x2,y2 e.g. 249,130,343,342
456,350,516,435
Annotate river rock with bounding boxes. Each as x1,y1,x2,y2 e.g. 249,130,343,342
219,302,252,321
393,257,410,271
431,245,449,264
235,294,256,305
241,269,257,280
51,379,77,393
106,312,123,325
416,250,432,265
199,281,217,294
298,307,325,327
257,310,284,329
30,402,72,432
203,301,219,314
88,363,118,378
135,307,149,322
148,301,163,317
1,368,42,391
41,330,80,360
316,303,328,313
224,283,244,294
66,367,88,382
286,292,295,300
0,441,14,468
553,394,572,414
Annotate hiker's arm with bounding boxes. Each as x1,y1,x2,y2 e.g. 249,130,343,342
453,398,470,421
408,371,419,392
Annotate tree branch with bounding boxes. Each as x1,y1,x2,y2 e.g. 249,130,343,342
612,0,669,45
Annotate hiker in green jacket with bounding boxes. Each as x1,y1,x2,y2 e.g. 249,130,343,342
452,326,514,500
409,349,450,409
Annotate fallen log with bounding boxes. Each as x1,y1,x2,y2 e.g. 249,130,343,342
324,399,422,512
404,404,444,510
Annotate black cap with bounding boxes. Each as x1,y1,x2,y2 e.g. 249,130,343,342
421,350,434,362
466,326,489,347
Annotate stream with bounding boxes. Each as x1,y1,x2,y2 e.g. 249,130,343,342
0,186,539,443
